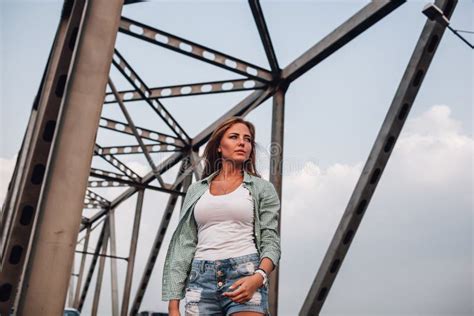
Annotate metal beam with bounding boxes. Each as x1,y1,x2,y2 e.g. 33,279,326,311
249,0,280,75
78,221,107,311
282,0,405,83
120,190,144,316
85,189,111,208
129,158,192,315
91,221,110,316
83,151,185,229
99,116,185,147
97,144,180,156
68,259,75,307
119,16,273,82
108,210,119,316
268,87,285,316
299,1,457,314
16,1,124,313
89,171,184,195
73,225,91,308
112,50,190,142
95,144,142,181
74,250,128,261
104,78,265,102
0,0,87,313
90,168,134,183
190,150,204,181
108,77,166,188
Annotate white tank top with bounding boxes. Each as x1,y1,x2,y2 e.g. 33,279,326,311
193,183,258,260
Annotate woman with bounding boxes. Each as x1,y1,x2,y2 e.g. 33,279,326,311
162,117,281,316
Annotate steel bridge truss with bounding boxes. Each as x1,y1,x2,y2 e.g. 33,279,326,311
0,0,457,315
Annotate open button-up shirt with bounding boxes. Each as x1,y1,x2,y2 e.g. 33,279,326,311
162,169,281,301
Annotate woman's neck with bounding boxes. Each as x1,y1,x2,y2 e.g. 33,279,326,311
216,162,243,180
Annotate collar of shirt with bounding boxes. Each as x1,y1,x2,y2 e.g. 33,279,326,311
198,169,254,185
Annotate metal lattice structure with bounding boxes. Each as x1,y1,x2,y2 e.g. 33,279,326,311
0,0,458,315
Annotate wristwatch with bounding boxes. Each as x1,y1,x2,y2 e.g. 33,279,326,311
254,268,268,287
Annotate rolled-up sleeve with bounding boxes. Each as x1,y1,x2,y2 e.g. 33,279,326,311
258,181,281,268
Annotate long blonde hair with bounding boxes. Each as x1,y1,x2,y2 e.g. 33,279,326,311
201,117,261,179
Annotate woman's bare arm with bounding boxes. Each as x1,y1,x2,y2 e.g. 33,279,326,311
168,299,180,315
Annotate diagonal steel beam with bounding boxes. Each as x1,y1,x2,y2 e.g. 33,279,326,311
0,0,87,313
112,49,190,142
120,189,144,316
190,150,204,181
78,221,107,311
85,189,111,207
129,158,193,315
119,16,273,82
108,210,119,316
90,168,134,183
73,225,91,308
84,151,185,229
104,78,266,102
282,0,405,83
299,1,457,314
91,220,110,316
88,174,183,196
249,0,280,75
94,144,142,181
109,77,167,188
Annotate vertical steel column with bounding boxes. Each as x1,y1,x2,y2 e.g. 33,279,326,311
120,190,144,316
91,221,110,316
78,221,107,311
299,0,457,314
73,225,91,308
15,0,124,314
108,210,119,316
268,87,285,316
68,260,75,307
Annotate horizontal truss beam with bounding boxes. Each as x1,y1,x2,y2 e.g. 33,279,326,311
99,117,184,147
104,78,266,102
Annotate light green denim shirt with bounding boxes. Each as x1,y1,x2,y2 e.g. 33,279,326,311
162,169,281,301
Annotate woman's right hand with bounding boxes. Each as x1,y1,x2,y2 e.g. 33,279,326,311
168,299,181,316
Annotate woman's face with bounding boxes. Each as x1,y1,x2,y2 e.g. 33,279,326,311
218,123,253,165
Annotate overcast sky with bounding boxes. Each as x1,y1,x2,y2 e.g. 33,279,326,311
1,1,472,315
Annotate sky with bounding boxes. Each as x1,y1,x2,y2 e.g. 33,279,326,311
0,0,472,315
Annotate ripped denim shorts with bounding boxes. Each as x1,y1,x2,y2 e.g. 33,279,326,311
184,253,269,316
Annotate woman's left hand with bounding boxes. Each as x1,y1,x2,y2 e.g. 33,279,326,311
222,274,263,303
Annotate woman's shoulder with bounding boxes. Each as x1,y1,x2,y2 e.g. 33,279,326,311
250,175,276,193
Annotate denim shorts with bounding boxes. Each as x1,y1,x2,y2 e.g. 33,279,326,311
184,253,269,315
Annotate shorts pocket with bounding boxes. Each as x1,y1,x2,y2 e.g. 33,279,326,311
187,266,200,285
234,259,258,277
